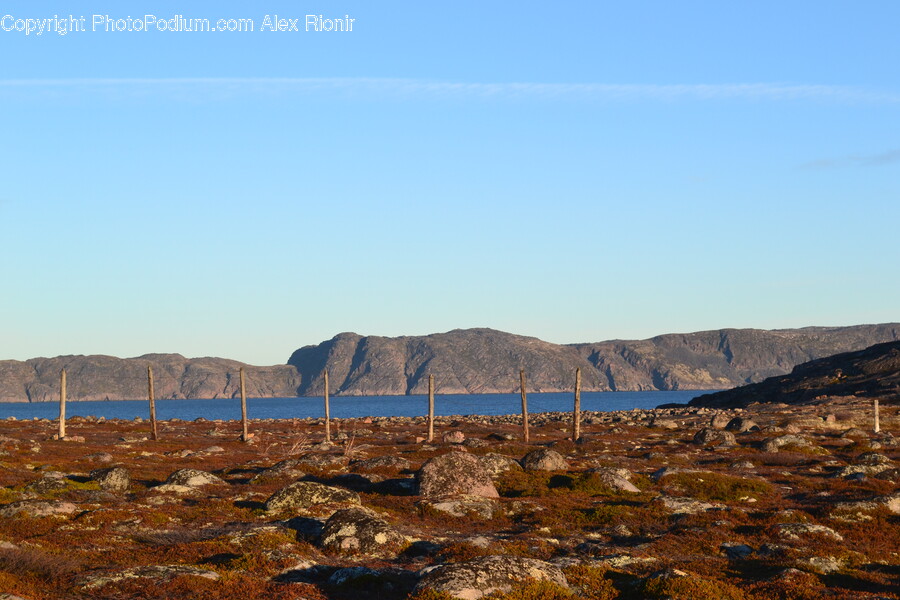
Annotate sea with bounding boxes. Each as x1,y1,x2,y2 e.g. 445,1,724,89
0,391,709,422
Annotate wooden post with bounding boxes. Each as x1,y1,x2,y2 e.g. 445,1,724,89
148,366,158,441
573,367,582,442
58,368,67,440
520,369,529,443
324,369,331,443
427,374,435,443
874,399,880,433
239,368,249,442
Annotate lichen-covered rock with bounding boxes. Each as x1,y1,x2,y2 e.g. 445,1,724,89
82,565,220,590
442,430,466,444
693,428,736,447
265,481,360,513
352,455,411,473
710,413,731,429
521,448,568,471
250,459,307,483
725,417,759,432
654,495,720,515
416,452,498,498
163,469,224,488
419,495,498,519
318,507,405,556
587,467,640,493
762,434,813,453
0,500,78,518
90,467,130,492
776,523,843,542
414,555,568,600
478,453,523,478
23,471,69,493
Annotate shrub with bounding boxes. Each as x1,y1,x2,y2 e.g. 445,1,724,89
563,564,619,600
638,574,746,600
660,472,773,502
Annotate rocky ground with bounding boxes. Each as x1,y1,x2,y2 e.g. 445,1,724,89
0,398,897,599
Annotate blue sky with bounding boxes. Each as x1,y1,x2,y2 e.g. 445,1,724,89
1,1,898,365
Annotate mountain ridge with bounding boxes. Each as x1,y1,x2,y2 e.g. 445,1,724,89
1,323,898,402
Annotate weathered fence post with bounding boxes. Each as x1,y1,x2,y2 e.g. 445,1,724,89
148,366,158,441
58,368,67,440
520,369,529,443
427,374,435,443
324,369,331,443
239,368,249,442
874,399,880,433
573,367,582,442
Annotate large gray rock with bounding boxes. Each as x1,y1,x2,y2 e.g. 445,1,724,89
318,507,405,557
415,555,568,600
762,434,813,453
163,469,224,488
90,467,130,492
776,523,843,542
710,413,731,429
265,481,360,513
416,452,498,498
352,455,411,473
478,453,523,478
725,417,759,432
693,428,736,447
587,467,640,493
0,500,78,518
521,448,568,472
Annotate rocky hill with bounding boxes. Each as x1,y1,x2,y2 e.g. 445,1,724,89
289,324,900,395
2,324,898,401
0,354,300,403
690,339,900,408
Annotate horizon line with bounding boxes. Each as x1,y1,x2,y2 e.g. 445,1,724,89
1,77,899,104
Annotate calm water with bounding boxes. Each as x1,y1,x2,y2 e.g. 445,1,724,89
0,391,708,421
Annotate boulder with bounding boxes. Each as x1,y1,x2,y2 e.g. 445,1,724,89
90,467,130,492
415,555,568,600
761,434,813,453
693,428,736,447
420,496,498,519
250,459,306,483
265,481,360,513
82,565,220,590
521,448,568,472
318,507,405,557
0,500,78,518
710,413,731,429
442,431,466,444
163,469,224,488
776,523,843,542
352,455,411,473
725,417,759,432
416,452,498,498
478,453,523,478
586,467,640,493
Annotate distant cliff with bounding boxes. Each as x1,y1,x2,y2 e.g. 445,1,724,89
288,324,900,395
0,354,300,403
1,323,898,402
690,340,900,408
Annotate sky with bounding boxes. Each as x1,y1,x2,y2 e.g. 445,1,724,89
1,1,898,365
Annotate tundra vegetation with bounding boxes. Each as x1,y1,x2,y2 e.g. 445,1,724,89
0,395,896,599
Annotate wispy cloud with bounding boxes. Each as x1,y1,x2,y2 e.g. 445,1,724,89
1,77,899,104
800,148,900,170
